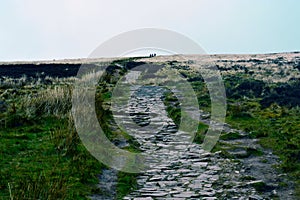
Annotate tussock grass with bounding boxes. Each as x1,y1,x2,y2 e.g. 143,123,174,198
23,85,72,117
8,173,69,200
49,114,80,156
0,75,28,89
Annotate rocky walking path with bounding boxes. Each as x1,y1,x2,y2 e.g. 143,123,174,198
95,85,294,200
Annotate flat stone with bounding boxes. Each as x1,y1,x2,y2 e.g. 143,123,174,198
169,190,180,195
141,192,168,197
149,175,166,181
204,184,213,188
189,183,202,190
173,191,196,198
159,181,178,187
184,173,199,177
246,180,265,188
140,187,159,192
158,181,166,188
198,174,211,181
192,162,208,168
209,175,219,182
249,195,264,200
207,166,222,171
199,191,216,197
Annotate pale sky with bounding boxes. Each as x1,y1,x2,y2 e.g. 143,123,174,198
0,0,299,61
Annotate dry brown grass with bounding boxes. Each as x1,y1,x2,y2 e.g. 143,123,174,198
23,85,72,118
8,173,69,200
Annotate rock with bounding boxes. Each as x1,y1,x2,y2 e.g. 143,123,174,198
207,166,222,171
140,192,168,197
227,148,248,158
246,180,267,192
204,183,213,188
149,175,166,182
271,189,278,196
117,85,292,200
192,162,208,168
249,195,264,200
199,190,216,197
202,198,217,200
184,173,199,177
173,191,196,198
189,183,202,189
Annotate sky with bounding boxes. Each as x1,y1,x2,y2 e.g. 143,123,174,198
0,0,299,61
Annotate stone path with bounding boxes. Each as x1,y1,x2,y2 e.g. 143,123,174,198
90,169,118,200
95,85,294,200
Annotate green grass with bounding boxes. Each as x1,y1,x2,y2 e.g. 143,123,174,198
0,101,138,199
184,73,300,196
0,117,104,199
116,172,139,199
0,59,144,199
193,122,209,144
225,102,300,197
2,58,300,198
220,131,244,140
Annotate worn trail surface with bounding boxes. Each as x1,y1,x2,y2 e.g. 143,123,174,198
94,85,294,200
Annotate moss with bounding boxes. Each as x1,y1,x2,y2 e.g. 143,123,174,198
251,181,267,192
241,176,256,181
246,147,264,157
193,122,209,144
220,131,243,140
116,172,139,200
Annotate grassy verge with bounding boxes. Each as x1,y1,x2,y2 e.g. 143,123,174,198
0,58,142,199
226,106,300,195
0,116,104,199
116,172,139,199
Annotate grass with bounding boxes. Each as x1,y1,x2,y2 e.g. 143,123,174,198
0,59,142,199
193,122,209,144
22,85,72,118
163,90,181,126
116,172,139,199
173,69,300,196
0,116,104,199
220,131,244,140
1,56,300,198
224,98,300,197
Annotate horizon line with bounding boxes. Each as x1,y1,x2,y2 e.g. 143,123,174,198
0,51,299,64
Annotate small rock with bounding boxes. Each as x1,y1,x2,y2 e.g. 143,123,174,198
202,197,217,200
134,198,153,200
173,191,195,198
249,195,263,200
271,189,277,196
141,192,168,197
246,180,267,192
207,166,222,171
